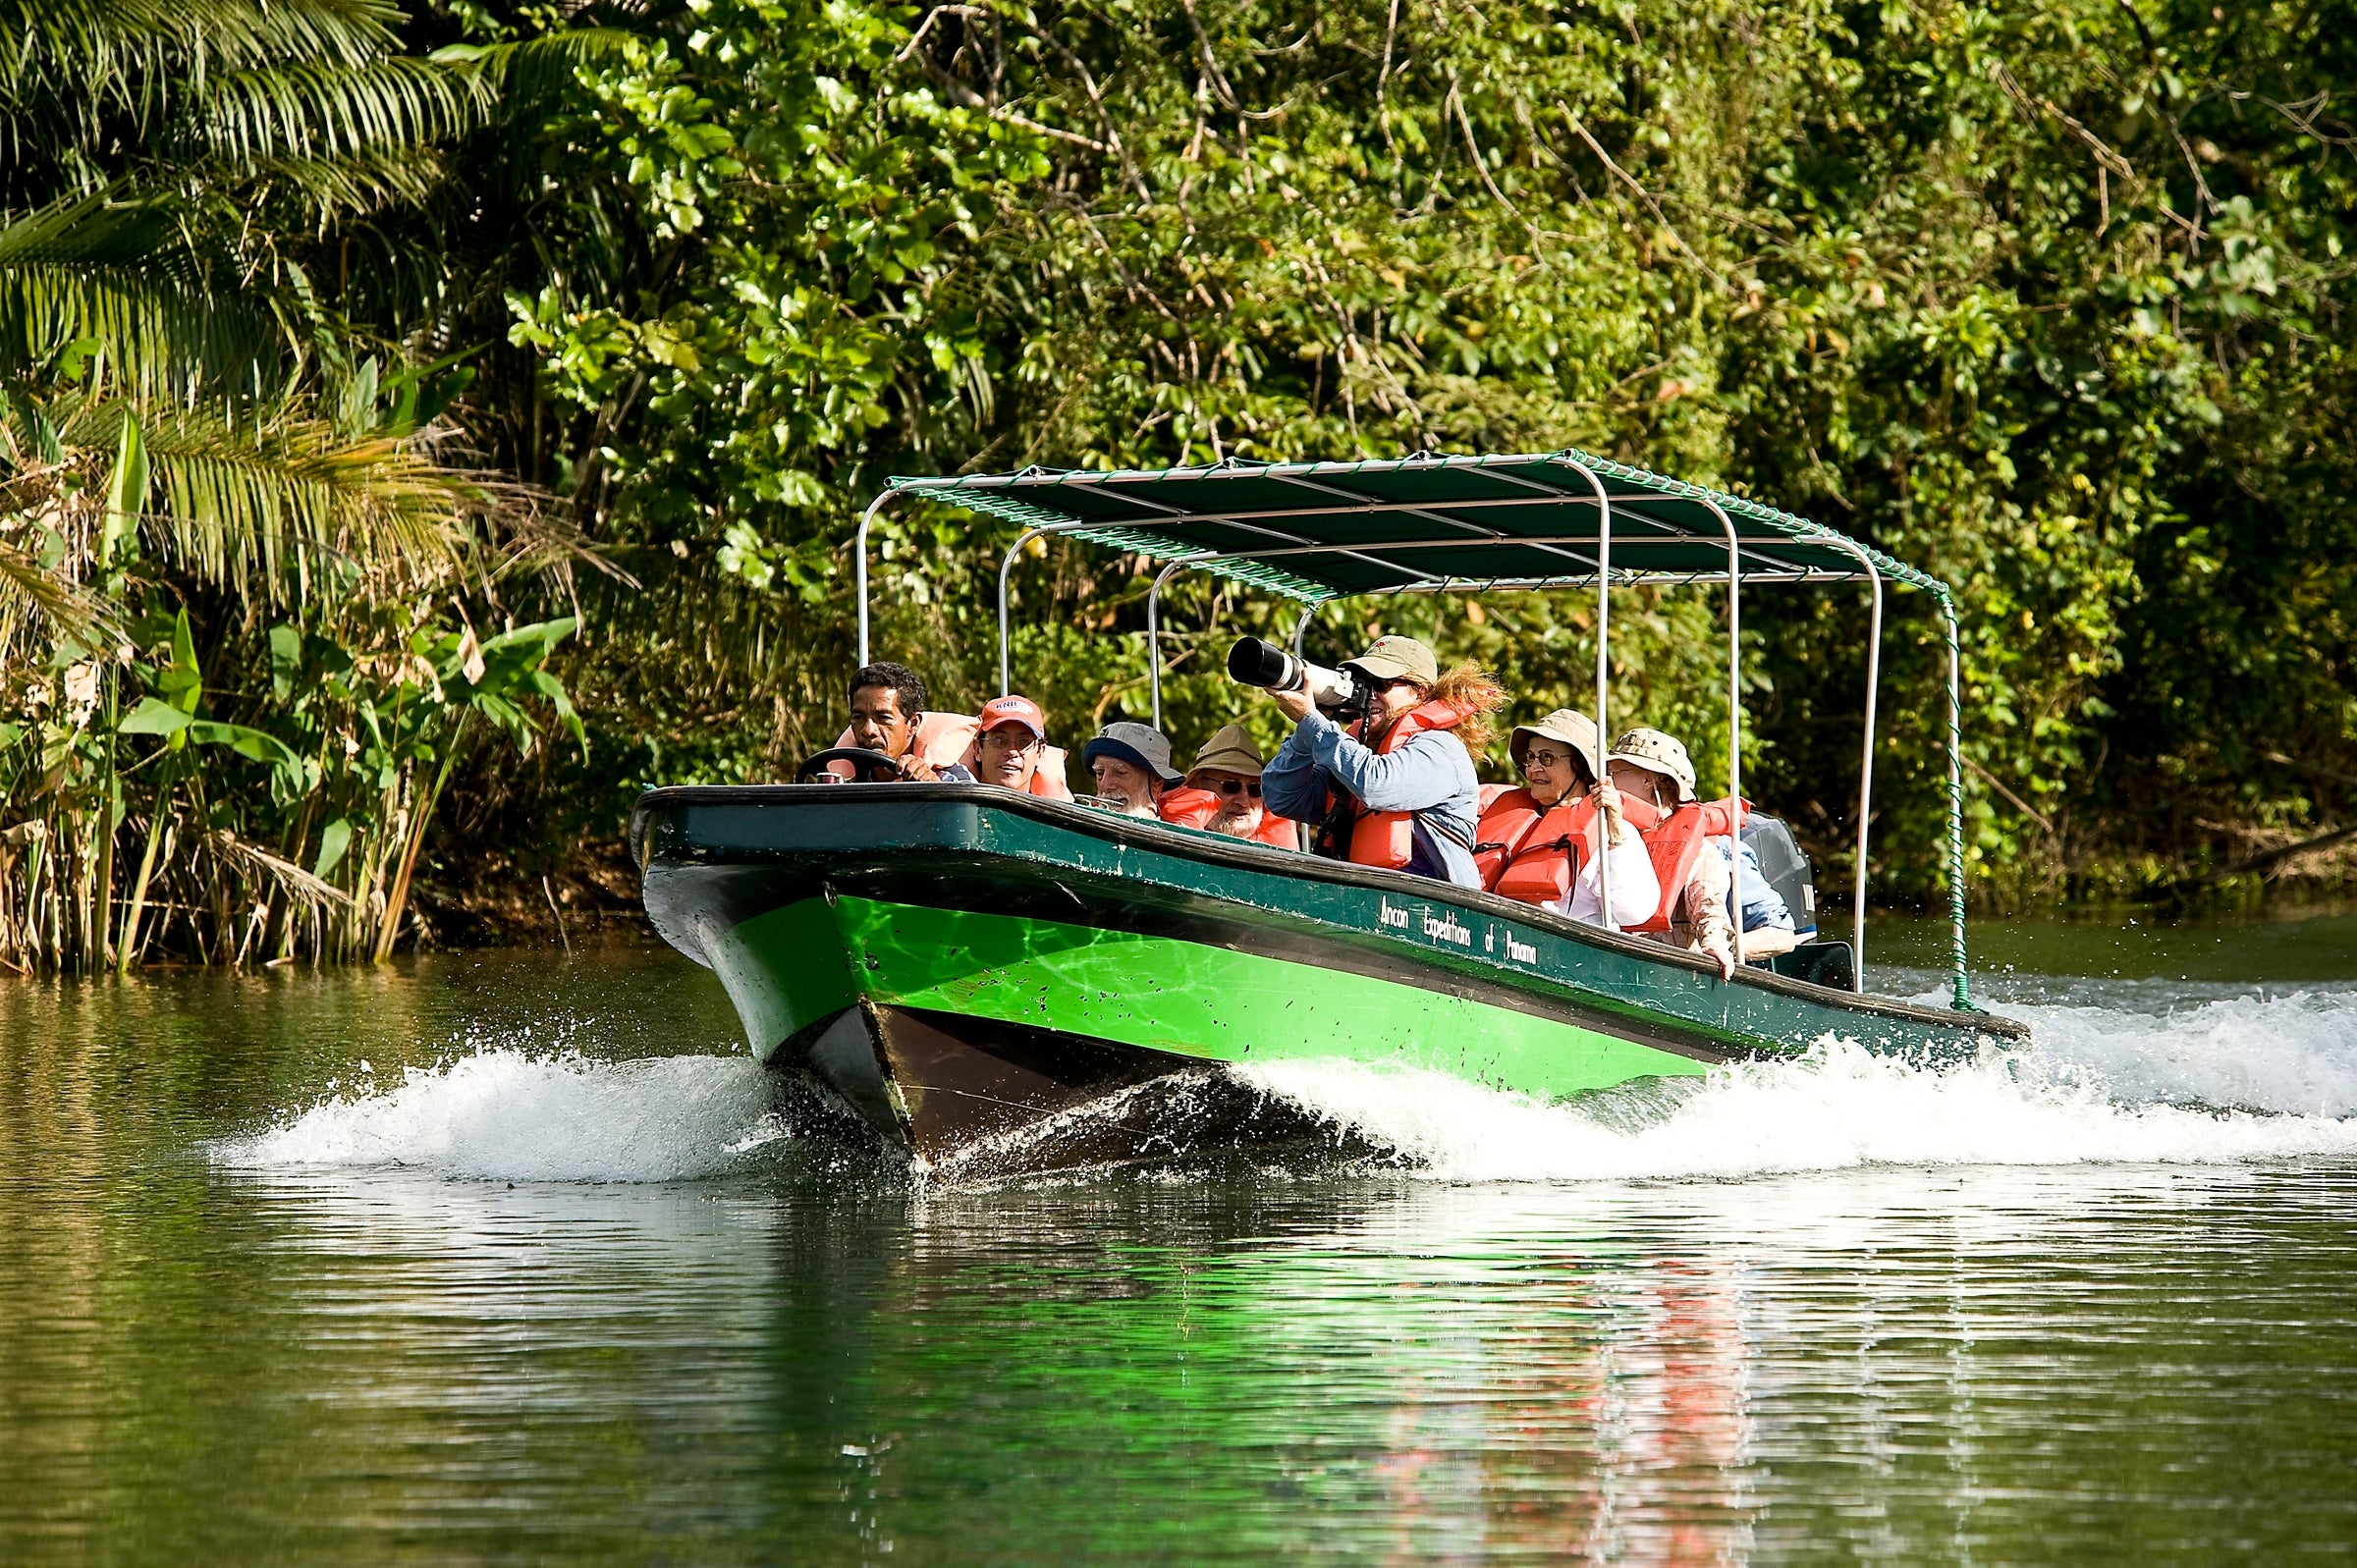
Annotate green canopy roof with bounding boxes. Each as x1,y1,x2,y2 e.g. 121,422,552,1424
891,450,1946,604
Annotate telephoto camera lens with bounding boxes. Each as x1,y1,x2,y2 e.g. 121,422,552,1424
1227,636,1301,690
1226,636,1368,718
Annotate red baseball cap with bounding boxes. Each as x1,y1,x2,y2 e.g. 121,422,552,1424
975,694,1048,738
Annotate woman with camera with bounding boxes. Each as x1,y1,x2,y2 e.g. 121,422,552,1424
1256,635,1503,889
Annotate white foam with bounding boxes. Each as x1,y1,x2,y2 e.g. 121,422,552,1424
2010,988,2357,1116
212,978,2357,1188
214,1051,785,1183
1232,1034,2357,1185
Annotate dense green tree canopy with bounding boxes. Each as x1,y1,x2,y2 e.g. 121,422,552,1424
474,0,2356,900
4,0,2354,967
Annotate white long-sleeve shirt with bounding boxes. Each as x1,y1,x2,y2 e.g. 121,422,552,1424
1552,832,1660,928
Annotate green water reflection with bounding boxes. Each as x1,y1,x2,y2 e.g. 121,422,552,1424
1870,901,2357,983
2,935,2355,1564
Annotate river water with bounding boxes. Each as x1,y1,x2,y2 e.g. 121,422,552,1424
4,911,2355,1563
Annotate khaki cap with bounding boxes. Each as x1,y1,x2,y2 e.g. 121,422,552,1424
1187,723,1266,780
1507,709,1602,780
1608,727,1698,802
1342,634,1439,686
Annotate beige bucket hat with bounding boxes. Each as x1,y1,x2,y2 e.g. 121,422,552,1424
1607,727,1698,803
1187,723,1267,779
1341,634,1439,686
1507,709,1602,781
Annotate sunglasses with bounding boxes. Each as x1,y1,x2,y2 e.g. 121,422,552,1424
1519,747,1575,773
1213,779,1263,798
982,729,1043,753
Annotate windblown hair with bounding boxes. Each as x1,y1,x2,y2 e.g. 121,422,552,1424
1417,663,1507,754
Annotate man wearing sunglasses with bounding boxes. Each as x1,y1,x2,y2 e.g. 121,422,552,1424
1159,724,1300,848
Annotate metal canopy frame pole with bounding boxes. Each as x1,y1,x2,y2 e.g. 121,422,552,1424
1807,533,1884,993
995,527,1048,695
1146,559,1194,730
1553,458,1617,931
1854,570,1884,993
995,520,1113,694
853,492,894,668
1695,497,1742,969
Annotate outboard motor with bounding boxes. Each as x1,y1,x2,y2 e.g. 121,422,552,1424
1739,814,1818,940
1738,814,1854,988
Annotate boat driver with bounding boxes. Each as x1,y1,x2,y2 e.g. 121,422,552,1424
1080,722,1180,819
823,661,976,782
1258,635,1501,889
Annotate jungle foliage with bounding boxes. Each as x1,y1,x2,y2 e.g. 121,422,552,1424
5,0,2354,968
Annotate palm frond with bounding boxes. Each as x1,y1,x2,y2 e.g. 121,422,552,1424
0,190,279,398
0,0,430,189
0,527,123,656
21,391,471,598
135,408,477,596
194,58,482,168
232,144,452,220
200,829,354,908
0,0,405,100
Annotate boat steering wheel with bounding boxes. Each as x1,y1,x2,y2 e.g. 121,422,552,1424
794,746,904,784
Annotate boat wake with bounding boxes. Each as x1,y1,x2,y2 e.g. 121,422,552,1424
213,982,2357,1187
1226,981,2357,1183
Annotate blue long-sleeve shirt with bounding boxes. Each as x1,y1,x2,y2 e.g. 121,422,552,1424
1261,709,1483,888
1714,836,1796,933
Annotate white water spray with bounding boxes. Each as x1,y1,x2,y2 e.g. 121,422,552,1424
216,980,2357,1187
215,1051,786,1183
1233,983,2357,1183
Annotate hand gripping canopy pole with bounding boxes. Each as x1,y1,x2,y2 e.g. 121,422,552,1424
856,449,1979,1010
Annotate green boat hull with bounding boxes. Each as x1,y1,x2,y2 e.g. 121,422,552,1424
632,784,2024,1169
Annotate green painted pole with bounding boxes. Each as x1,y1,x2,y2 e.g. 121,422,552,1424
1937,588,1977,1011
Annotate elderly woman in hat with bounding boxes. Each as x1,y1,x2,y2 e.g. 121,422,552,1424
1159,724,1300,848
1609,727,1797,979
1475,709,1658,927
1607,727,1800,971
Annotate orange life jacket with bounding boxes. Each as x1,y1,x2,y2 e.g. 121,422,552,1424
1477,789,1667,905
1473,787,1545,891
1158,786,1298,849
1325,700,1469,870
1631,797,1746,933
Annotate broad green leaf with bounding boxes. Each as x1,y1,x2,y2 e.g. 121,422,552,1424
186,720,300,768
120,697,193,736
268,624,302,701
312,818,354,879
